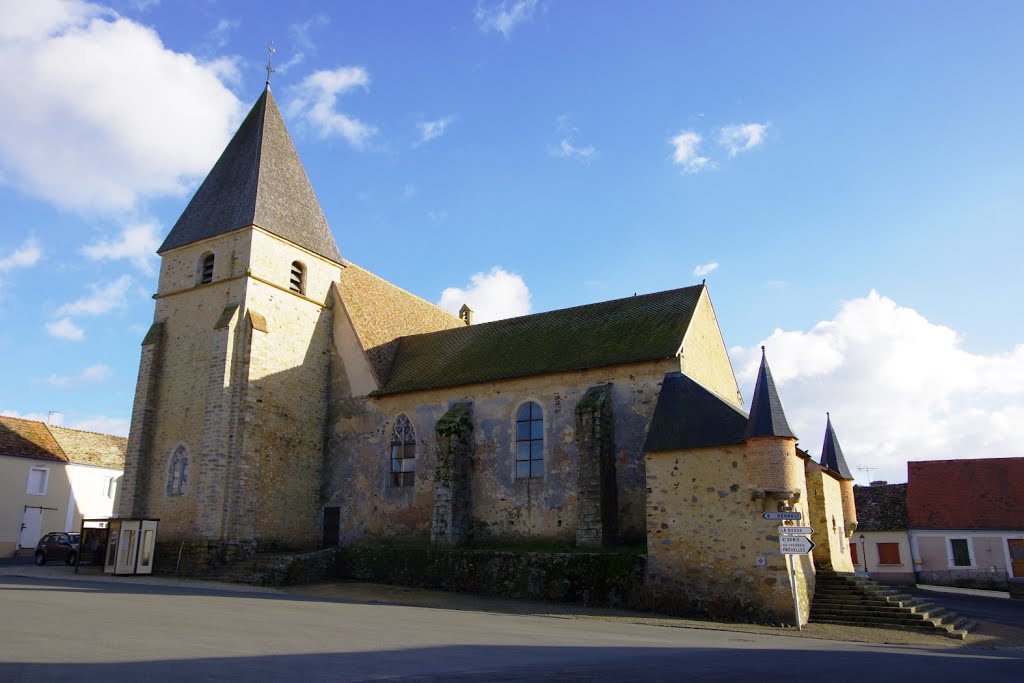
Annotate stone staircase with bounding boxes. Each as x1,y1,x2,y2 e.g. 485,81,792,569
810,571,975,639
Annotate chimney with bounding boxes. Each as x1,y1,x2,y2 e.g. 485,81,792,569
458,304,474,326
870,480,888,487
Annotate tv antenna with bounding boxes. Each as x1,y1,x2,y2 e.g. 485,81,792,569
857,466,876,482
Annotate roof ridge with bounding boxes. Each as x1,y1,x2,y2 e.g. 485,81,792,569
400,283,706,342
45,423,128,440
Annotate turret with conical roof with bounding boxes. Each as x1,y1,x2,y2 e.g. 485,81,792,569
819,413,859,536
746,346,796,439
745,347,803,498
159,86,342,264
820,413,853,480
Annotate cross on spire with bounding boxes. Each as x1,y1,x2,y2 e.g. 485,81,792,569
265,42,276,87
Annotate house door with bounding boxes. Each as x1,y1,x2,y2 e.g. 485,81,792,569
323,507,340,548
19,507,43,548
1008,539,1024,578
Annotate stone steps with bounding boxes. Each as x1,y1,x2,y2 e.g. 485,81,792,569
810,571,972,640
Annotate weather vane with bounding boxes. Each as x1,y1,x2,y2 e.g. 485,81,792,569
265,42,276,86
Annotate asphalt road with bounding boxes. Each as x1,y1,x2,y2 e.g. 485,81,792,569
910,588,1024,629
0,575,1021,682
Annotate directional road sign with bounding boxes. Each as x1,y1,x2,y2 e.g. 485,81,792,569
779,535,815,555
763,511,801,521
778,526,814,535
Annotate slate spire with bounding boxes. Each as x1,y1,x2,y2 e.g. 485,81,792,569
819,412,854,480
158,86,342,264
745,346,796,439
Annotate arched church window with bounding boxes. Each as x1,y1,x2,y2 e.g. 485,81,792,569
515,401,544,479
198,253,215,285
167,445,189,495
289,261,306,294
390,414,416,487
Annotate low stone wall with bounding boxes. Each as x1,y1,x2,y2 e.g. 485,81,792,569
336,546,645,607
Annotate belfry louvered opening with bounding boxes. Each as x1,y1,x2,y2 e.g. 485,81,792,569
290,261,306,294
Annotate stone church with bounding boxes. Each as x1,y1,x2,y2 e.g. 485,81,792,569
120,85,857,623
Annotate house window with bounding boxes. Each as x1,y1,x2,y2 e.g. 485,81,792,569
949,538,972,567
289,261,306,294
26,467,49,496
515,401,544,479
198,253,215,284
877,542,901,565
167,445,189,495
850,542,859,565
101,476,116,499
390,414,416,487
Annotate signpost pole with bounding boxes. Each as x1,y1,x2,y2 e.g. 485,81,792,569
788,552,802,631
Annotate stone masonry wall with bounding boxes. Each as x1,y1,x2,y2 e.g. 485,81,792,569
575,383,617,547
646,444,814,624
326,360,674,546
120,322,164,518
678,290,744,407
431,401,474,546
805,461,854,572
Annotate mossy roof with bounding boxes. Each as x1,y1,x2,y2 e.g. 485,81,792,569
375,285,704,395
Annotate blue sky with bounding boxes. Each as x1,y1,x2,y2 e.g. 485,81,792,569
2,1,1022,484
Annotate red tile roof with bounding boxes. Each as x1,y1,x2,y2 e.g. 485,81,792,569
0,415,67,462
0,415,126,468
907,458,1024,530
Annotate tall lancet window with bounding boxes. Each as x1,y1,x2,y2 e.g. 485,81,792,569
390,414,416,487
515,401,544,479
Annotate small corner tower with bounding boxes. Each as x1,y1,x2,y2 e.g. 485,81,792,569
121,84,344,559
745,347,802,504
820,413,858,536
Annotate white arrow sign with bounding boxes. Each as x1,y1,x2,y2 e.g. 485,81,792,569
763,511,802,521
778,526,814,535
779,535,815,555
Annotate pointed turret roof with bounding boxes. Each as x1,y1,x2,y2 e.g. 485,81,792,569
159,87,342,264
746,346,796,439
820,413,854,480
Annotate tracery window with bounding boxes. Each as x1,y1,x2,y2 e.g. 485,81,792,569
515,401,544,479
199,253,215,284
167,445,189,495
289,261,306,294
390,414,416,487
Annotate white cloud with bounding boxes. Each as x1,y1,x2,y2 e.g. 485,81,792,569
474,0,539,38
81,223,160,273
67,414,130,436
40,363,112,388
0,237,42,271
1,408,50,422
55,274,133,317
669,130,712,173
203,18,239,51
550,138,597,162
719,123,768,157
0,1,243,213
46,317,85,341
439,267,532,323
415,116,456,147
693,262,719,277
730,291,1024,485
286,67,376,146
427,210,448,222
